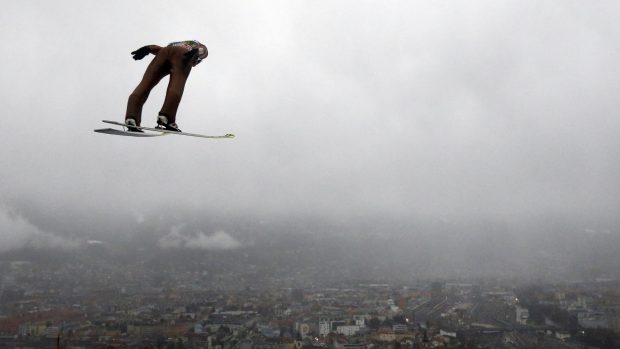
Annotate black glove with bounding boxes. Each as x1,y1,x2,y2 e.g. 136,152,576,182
131,46,151,60
183,48,199,62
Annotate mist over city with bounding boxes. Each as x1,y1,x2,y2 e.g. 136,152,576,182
1,1,619,348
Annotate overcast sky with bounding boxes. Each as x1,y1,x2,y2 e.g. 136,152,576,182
0,1,619,247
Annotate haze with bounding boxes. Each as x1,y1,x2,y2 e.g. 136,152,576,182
0,1,618,279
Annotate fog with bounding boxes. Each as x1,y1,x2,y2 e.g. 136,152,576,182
1,1,619,280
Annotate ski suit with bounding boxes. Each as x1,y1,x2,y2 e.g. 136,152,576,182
125,40,207,125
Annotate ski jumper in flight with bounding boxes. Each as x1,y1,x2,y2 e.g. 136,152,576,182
125,40,208,132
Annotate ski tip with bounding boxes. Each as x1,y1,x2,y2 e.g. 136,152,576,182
224,134,235,138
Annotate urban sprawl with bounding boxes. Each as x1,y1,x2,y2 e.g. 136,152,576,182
1,261,619,349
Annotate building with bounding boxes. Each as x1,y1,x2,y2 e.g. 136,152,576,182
578,311,608,329
377,328,395,342
439,329,456,338
611,309,620,333
515,306,529,325
319,319,331,337
353,315,366,328
336,325,360,336
392,324,408,333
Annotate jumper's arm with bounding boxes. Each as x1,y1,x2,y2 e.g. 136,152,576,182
131,45,162,60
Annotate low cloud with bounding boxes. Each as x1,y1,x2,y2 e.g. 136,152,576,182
0,206,82,253
159,227,242,251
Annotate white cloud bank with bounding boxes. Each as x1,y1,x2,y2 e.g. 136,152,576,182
158,227,242,251
0,206,81,253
